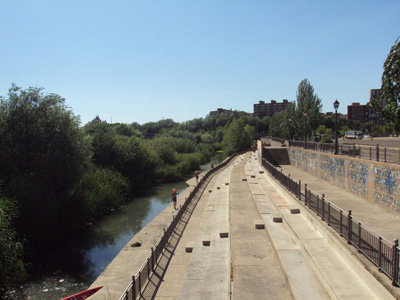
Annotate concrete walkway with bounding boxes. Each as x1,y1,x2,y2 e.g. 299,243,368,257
230,152,293,300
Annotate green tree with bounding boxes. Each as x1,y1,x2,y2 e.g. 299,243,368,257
376,37,400,131
296,79,322,139
223,119,254,154
0,85,87,260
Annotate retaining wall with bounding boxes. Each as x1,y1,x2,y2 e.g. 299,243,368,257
288,147,400,213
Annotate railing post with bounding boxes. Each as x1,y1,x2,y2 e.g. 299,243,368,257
370,147,372,160
305,184,308,206
147,258,151,279
132,276,136,299
376,144,379,161
353,143,356,157
151,247,155,272
327,202,331,226
340,210,343,236
392,239,399,286
138,273,141,297
125,290,128,300
321,194,325,221
378,236,383,272
348,210,352,244
298,180,301,200
358,222,362,252
340,145,343,154
316,195,320,215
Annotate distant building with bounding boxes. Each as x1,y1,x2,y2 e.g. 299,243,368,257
253,99,289,118
209,108,234,115
90,115,106,125
347,103,369,123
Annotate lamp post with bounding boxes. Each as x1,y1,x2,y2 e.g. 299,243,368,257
334,100,340,154
303,112,308,148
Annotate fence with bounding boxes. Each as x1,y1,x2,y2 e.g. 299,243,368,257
119,152,242,300
261,157,400,287
288,140,400,164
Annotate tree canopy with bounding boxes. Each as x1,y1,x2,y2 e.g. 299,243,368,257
379,37,400,131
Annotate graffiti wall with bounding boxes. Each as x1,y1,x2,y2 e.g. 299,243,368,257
288,148,400,213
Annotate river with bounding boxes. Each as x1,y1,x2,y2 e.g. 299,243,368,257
10,158,221,299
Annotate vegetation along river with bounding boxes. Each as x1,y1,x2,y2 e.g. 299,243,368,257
10,159,220,299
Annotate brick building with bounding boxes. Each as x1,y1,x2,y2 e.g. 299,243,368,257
347,103,369,123
253,99,289,118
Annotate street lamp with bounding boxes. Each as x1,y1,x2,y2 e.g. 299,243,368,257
334,100,340,154
303,112,308,148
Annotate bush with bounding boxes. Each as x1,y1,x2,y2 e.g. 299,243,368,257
75,168,129,220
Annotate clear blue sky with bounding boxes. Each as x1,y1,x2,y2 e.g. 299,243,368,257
1,1,399,125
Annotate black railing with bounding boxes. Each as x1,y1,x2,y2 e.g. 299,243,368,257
262,157,400,286
119,152,242,300
287,140,400,164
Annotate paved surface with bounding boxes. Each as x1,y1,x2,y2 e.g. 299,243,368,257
142,152,393,300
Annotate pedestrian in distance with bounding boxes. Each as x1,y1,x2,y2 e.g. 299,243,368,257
194,170,200,183
170,188,179,210
210,161,214,169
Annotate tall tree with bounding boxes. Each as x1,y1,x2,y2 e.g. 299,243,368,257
375,37,400,131
296,79,322,139
222,119,254,154
0,85,87,260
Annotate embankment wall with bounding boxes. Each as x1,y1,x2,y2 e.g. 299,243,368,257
288,147,400,213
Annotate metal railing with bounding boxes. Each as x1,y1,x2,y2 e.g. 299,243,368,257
288,140,400,164
262,157,400,287
119,152,242,300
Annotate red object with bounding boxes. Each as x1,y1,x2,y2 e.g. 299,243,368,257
60,286,103,300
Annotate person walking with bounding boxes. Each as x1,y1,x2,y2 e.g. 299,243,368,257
170,188,179,210
194,170,200,183
210,161,214,169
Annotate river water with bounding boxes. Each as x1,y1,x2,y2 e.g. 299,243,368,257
10,159,221,299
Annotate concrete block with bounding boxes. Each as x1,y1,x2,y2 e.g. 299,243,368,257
273,216,283,223
217,187,220,189
225,183,229,185
242,178,247,181
251,175,256,178
185,242,194,253
259,171,264,174
290,208,301,214
202,238,211,246
208,190,212,193
219,231,229,238
254,219,265,229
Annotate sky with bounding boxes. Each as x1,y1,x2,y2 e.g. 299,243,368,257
1,1,399,125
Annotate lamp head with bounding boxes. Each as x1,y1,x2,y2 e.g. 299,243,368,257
333,100,340,110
